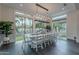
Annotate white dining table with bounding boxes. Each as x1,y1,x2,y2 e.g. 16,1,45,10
25,32,54,38
25,32,56,43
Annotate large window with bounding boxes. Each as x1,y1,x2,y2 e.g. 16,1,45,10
25,18,32,34
52,14,67,40
15,16,32,41
52,20,67,40
16,16,24,41
35,21,47,30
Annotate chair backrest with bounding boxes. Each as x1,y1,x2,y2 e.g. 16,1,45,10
0,34,4,46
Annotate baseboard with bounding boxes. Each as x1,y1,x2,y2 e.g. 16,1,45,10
67,38,79,44
67,38,74,40
67,38,76,43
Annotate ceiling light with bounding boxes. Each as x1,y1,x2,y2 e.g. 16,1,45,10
20,4,23,7
16,12,24,15
62,8,65,10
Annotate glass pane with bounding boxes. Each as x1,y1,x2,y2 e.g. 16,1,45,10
15,16,24,41
25,18,32,34
15,16,33,42
52,21,67,40
35,21,48,33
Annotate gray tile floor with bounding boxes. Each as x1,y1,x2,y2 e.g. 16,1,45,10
0,39,79,55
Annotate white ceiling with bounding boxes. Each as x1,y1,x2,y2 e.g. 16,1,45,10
2,3,76,17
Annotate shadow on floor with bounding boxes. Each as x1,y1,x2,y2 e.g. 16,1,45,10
0,39,79,55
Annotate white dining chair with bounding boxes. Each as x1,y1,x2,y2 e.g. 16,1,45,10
0,34,4,47
30,35,44,52
42,34,47,48
49,34,54,44
43,34,50,47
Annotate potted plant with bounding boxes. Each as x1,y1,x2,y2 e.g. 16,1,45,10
0,21,13,43
45,25,51,32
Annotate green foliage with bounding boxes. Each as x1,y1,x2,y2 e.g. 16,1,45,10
53,22,64,32
36,22,45,28
45,25,51,31
0,21,13,37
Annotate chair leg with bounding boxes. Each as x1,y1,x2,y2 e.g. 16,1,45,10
30,44,33,48
48,41,50,45
50,40,52,44
41,43,43,49
44,42,46,48
35,45,38,52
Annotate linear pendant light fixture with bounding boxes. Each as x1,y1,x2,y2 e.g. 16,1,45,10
35,3,50,22
36,3,48,11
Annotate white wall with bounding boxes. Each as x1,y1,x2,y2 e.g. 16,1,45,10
67,11,77,40
76,10,79,43
0,4,15,43
67,9,79,43
0,5,1,20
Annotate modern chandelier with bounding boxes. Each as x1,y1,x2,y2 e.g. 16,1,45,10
34,3,51,22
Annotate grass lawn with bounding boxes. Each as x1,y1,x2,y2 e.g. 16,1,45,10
16,35,24,41
16,35,28,41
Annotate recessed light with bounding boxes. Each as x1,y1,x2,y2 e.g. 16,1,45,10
62,8,65,10
20,4,23,7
